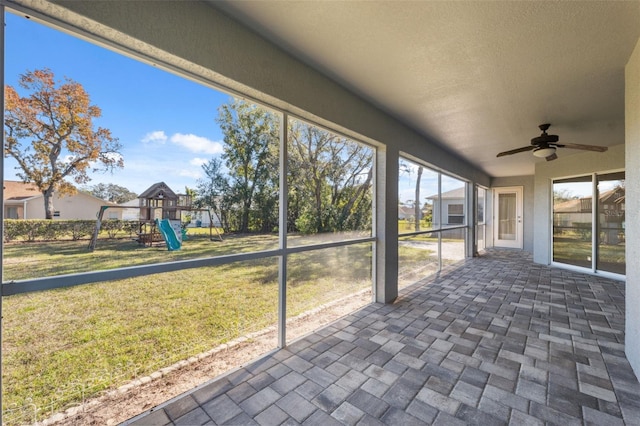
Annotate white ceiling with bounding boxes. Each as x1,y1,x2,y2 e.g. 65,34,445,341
210,1,639,177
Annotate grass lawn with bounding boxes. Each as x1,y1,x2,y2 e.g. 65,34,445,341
553,232,625,274
2,235,371,424
3,232,277,281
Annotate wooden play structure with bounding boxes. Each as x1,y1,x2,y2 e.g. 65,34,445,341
88,182,222,251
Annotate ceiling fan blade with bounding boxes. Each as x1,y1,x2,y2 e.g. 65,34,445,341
496,146,535,157
559,143,608,152
545,153,558,161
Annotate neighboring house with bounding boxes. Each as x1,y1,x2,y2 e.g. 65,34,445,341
119,198,142,221
3,181,40,219
554,187,625,244
427,186,466,227
398,205,418,221
3,180,122,220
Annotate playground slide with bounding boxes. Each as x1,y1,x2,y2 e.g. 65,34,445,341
156,219,182,251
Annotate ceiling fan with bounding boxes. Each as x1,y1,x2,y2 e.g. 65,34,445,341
496,123,608,161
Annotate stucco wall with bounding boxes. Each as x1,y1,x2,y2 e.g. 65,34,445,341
490,175,534,253
626,37,640,379
532,144,625,265
24,193,121,220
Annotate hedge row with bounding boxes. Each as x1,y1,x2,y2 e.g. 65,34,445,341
3,219,141,242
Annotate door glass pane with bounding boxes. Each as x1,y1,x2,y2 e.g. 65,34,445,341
498,193,516,240
597,172,625,274
476,187,486,251
553,177,593,268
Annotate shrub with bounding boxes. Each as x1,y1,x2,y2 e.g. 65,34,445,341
101,220,123,239
71,221,96,241
3,219,143,242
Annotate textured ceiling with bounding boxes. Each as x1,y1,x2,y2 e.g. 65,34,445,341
210,1,639,177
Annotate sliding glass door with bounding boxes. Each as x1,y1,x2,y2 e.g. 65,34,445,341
552,172,625,276
596,172,625,274
553,176,593,268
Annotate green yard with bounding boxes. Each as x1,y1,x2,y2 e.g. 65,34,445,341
1,235,371,424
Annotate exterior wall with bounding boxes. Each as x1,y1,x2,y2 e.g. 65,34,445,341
626,36,640,379
490,176,534,253
24,193,121,220
532,144,625,265
4,204,24,219
431,198,466,226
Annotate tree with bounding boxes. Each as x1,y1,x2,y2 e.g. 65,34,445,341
414,165,423,231
86,183,137,203
182,186,198,227
288,120,373,234
553,188,578,203
399,160,423,231
197,157,232,231
5,68,123,219
215,100,279,233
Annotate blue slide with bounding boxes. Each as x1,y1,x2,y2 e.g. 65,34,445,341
156,219,181,251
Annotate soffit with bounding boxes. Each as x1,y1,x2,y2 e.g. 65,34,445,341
210,1,640,177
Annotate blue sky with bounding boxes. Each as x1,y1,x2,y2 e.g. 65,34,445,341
5,12,233,194
5,12,466,203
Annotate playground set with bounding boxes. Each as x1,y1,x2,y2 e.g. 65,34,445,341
88,182,222,251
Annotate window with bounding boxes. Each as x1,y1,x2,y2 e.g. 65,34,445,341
447,203,464,224
7,206,19,219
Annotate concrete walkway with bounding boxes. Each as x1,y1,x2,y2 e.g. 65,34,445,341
125,249,640,425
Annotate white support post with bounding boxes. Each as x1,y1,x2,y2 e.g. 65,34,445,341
375,146,398,303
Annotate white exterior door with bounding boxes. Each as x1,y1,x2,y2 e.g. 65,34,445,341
493,186,523,249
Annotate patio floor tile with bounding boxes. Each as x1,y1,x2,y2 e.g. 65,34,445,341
123,249,638,425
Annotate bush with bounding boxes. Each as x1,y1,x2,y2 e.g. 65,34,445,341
71,221,96,241
4,220,65,242
101,220,123,239
3,219,141,242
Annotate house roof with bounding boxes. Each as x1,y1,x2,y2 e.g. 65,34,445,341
3,180,40,201
426,187,466,200
3,180,120,206
119,198,141,207
398,206,416,217
138,182,178,200
554,187,625,213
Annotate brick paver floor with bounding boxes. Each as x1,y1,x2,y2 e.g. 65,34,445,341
124,249,640,425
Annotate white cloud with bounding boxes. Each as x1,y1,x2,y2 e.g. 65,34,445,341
176,168,202,179
170,133,223,155
190,157,208,167
141,130,168,144
61,155,75,165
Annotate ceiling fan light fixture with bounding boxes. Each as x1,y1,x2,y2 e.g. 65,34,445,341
533,146,556,158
